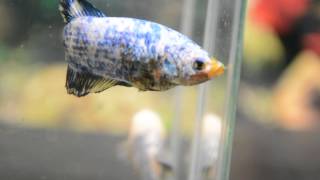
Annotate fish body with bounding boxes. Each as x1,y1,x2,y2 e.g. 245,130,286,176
60,0,225,97
64,17,201,90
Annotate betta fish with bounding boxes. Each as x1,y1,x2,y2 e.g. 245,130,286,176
59,0,225,97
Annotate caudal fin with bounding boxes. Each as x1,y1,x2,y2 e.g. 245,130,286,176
59,0,106,23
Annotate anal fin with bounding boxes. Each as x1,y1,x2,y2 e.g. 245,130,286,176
66,66,119,97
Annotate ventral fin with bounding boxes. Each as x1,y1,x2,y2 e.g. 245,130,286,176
59,0,106,23
66,66,118,97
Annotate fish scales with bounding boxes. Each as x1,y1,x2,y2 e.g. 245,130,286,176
60,0,225,95
64,17,198,89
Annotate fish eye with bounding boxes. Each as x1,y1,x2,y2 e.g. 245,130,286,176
193,59,205,71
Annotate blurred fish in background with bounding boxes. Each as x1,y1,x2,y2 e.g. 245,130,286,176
125,109,168,180
124,111,222,180
201,114,222,179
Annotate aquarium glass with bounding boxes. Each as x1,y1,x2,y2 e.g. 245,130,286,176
0,0,246,180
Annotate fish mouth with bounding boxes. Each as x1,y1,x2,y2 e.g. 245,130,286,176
180,58,225,86
205,58,225,79
186,72,209,85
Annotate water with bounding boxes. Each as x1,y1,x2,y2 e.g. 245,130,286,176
171,0,196,179
0,0,246,179
187,0,246,179
188,0,220,179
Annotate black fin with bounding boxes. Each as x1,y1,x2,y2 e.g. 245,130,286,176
66,66,118,97
59,0,106,23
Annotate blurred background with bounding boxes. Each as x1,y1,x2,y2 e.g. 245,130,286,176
0,0,319,180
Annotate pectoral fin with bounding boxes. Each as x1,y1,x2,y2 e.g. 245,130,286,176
66,66,121,97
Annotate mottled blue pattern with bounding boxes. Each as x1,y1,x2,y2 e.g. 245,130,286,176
63,16,210,90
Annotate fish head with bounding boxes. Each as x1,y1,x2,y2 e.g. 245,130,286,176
174,49,225,86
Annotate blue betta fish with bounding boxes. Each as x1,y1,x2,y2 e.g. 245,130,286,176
60,0,225,97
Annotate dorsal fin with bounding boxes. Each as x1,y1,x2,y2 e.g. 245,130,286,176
59,0,106,23
66,66,119,97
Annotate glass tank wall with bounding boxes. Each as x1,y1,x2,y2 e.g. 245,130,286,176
0,0,246,180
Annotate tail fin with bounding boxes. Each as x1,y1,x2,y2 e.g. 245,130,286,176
59,0,106,23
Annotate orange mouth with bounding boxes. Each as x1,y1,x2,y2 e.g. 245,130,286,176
187,58,225,85
206,58,225,78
